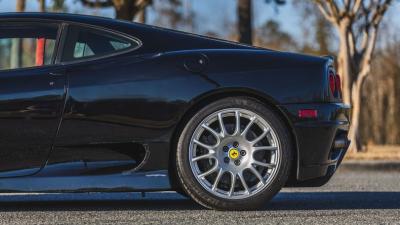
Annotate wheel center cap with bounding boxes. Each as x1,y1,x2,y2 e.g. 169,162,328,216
228,148,240,159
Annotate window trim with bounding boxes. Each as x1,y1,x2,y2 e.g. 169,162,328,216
0,21,62,73
58,22,142,65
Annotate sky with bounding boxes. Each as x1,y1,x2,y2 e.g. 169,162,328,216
0,0,399,48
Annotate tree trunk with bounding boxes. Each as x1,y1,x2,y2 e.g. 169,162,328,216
10,40,22,69
80,0,152,22
113,0,136,21
115,6,136,21
348,74,367,152
38,0,46,12
136,8,146,23
16,0,25,12
337,20,365,152
11,0,26,69
238,0,253,45
337,21,354,105
52,0,65,12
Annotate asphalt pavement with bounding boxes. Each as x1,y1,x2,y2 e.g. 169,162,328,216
0,167,399,225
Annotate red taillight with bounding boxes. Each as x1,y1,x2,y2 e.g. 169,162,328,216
329,72,336,94
335,74,342,95
298,109,318,118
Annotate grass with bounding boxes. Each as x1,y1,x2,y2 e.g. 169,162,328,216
344,145,400,161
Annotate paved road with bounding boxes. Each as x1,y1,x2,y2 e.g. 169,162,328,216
0,168,399,225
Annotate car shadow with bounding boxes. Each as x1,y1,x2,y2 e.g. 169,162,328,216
265,192,400,210
0,191,399,212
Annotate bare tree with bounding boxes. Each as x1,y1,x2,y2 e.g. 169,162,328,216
38,0,46,12
238,0,253,44
254,20,297,51
300,15,334,56
16,0,26,12
314,15,333,55
361,34,400,146
314,0,393,152
238,0,285,45
293,1,334,56
10,0,26,68
52,0,67,12
153,0,192,30
135,8,146,23
80,0,153,21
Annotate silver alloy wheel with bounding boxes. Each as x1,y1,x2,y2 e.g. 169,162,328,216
189,108,281,200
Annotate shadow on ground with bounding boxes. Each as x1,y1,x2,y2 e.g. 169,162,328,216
0,191,399,212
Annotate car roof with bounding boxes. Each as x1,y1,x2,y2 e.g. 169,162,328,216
0,12,123,24
0,12,261,54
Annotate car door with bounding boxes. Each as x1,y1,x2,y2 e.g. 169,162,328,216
47,24,148,175
0,22,66,177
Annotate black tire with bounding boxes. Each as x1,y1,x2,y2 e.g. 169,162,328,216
175,189,189,198
175,97,293,210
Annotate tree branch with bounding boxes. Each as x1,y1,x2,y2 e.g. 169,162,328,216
343,0,351,12
314,0,337,24
359,0,392,58
326,0,340,18
348,28,356,57
358,25,370,57
371,0,392,26
134,0,153,13
351,0,363,17
362,26,378,71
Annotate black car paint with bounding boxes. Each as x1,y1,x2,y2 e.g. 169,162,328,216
0,65,66,177
0,13,349,192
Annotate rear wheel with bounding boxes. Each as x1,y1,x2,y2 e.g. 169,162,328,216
176,97,293,210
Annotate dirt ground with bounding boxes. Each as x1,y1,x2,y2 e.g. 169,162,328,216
345,145,400,161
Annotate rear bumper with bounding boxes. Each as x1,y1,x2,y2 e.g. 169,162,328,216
278,103,350,187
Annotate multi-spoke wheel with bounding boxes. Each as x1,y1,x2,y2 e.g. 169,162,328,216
176,97,293,210
189,108,280,199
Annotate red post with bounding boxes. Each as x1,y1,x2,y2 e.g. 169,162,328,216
35,38,45,66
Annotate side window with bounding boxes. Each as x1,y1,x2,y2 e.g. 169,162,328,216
62,25,139,62
0,24,59,71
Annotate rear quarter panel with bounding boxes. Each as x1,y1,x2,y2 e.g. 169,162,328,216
167,49,330,105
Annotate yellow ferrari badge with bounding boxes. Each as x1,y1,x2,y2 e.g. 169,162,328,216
229,148,239,159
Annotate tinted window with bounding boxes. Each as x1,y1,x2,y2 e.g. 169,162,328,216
62,25,138,62
0,24,58,71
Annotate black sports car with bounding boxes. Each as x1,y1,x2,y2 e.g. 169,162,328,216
0,13,350,210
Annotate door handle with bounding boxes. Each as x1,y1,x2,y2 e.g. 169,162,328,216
49,71,65,76
48,69,66,87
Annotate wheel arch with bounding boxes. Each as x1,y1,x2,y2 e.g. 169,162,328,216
168,88,300,191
